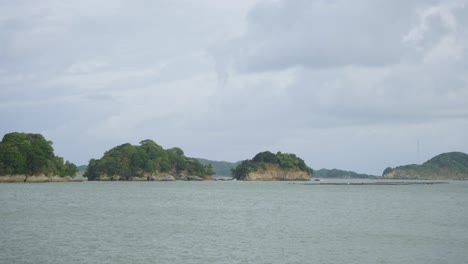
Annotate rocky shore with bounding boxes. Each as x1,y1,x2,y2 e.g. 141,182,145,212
0,174,212,182
244,166,310,181
92,173,210,181
0,175,87,183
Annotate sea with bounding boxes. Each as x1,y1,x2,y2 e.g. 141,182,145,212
1,179,467,264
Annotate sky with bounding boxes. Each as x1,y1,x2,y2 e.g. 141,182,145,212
1,0,467,175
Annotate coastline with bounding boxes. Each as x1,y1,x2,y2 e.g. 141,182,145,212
0,175,87,183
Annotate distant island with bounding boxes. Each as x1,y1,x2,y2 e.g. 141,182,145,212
383,152,468,180
314,168,378,179
84,139,214,181
0,132,82,182
196,159,378,179
2,132,466,183
196,158,239,177
77,165,87,177
231,151,313,181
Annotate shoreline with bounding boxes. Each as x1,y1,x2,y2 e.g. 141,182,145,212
0,175,87,183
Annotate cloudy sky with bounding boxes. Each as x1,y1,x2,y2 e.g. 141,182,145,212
1,0,467,175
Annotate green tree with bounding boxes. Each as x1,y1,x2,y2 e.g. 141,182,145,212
0,132,77,176
253,151,278,164
231,151,313,179
84,139,214,180
231,160,254,180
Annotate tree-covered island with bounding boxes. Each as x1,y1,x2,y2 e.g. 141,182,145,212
0,132,79,182
84,139,214,181
231,151,313,181
383,152,468,180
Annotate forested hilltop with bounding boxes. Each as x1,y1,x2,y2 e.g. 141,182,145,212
232,151,313,181
383,152,468,180
85,139,214,181
0,132,78,182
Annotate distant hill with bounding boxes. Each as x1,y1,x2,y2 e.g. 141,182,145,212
196,158,239,176
77,165,87,177
314,169,378,179
383,152,468,180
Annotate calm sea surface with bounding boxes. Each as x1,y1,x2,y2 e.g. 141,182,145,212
1,180,467,264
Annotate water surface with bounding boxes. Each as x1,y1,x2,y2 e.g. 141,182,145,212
1,180,467,264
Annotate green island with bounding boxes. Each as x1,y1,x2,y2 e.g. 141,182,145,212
84,139,214,181
383,152,468,180
1,132,467,183
231,151,313,181
0,132,81,182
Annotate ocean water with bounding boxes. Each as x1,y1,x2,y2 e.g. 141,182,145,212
1,180,467,264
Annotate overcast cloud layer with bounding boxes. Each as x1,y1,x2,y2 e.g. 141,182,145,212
1,0,467,175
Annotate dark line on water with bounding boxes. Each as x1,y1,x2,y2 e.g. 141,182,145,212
301,182,449,186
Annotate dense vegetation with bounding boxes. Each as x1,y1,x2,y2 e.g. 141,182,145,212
383,152,468,179
0,132,77,176
84,139,214,180
314,169,377,179
231,151,313,180
196,158,240,176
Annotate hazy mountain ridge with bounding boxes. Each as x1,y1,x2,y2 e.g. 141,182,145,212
314,169,378,179
77,165,87,177
383,152,468,180
196,158,239,176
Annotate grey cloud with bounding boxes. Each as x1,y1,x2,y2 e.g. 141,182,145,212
284,63,468,128
1,0,467,175
218,0,448,72
210,0,468,125
197,0,468,173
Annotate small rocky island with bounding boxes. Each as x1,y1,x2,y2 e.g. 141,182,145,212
84,139,214,181
0,132,83,182
231,151,313,181
383,152,468,180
